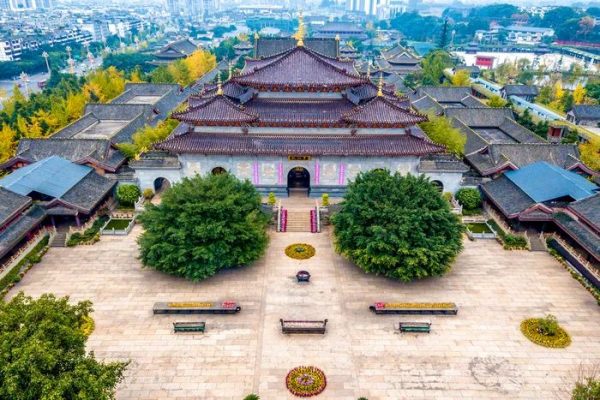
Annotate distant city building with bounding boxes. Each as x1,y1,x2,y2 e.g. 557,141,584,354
346,0,386,17
503,25,554,45
312,22,367,41
0,38,22,61
6,0,52,11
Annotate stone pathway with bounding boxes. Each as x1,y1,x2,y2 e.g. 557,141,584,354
7,225,600,399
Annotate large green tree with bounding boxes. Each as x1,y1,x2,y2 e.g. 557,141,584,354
138,173,270,281
331,171,464,282
0,293,127,400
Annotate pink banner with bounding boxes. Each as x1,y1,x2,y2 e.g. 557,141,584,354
314,159,320,185
253,161,259,184
338,163,346,185
278,161,283,184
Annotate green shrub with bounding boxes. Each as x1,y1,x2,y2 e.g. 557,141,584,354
571,376,600,400
267,192,276,206
455,188,482,211
0,235,49,297
67,216,108,247
331,171,464,282
116,184,141,207
442,192,453,203
538,314,559,336
487,219,528,250
138,174,270,281
143,188,154,200
243,395,260,400
520,317,571,348
322,193,330,207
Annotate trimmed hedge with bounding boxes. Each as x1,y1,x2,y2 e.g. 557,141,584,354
0,235,49,298
487,219,528,250
520,317,571,348
67,216,108,247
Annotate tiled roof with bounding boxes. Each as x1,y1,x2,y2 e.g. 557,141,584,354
342,96,428,128
234,46,365,91
3,139,126,172
0,187,31,227
481,175,535,216
173,95,259,126
155,39,197,58
244,99,354,127
554,212,600,259
256,37,338,58
60,171,116,213
502,85,539,97
418,154,470,173
570,105,600,120
465,143,581,175
156,133,445,157
569,194,600,229
0,205,46,259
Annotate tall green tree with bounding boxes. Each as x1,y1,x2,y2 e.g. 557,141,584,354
332,171,464,282
419,113,466,156
0,293,127,400
421,50,453,86
138,174,270,281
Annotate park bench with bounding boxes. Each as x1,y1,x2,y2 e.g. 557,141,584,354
398,321,431,333
369,302,458,315
173,321,206,333
280,319,328,334
296,270,311,282
153,301,241,315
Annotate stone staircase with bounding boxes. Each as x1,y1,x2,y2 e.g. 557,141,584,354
285,210,312,232
50,230,68,248
527,230,546,252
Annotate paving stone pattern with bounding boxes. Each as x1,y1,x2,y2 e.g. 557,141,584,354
9,225,600,399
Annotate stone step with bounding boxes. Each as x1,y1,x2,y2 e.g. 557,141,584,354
50,233,67,247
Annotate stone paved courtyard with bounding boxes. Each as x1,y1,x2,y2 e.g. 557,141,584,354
8,224,600,399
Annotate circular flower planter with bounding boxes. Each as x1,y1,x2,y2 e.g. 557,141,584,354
520,318,571,348
285,243,316,260
286,366,327,397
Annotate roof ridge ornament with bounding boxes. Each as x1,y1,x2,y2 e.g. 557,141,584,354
217,73,224,96
294,11,305,47
228,61,233,80
377,73,384,97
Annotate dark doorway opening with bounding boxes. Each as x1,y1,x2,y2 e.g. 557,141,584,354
287,167,310,193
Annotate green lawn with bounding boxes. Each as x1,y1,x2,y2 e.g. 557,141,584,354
466,222,493,234
104,219,133,230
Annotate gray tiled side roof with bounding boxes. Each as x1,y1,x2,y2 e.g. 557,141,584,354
503,85,539,97
84,104,154,121
569,194,600,229
51,113,98,139
0,205,46,259
554,212,600,258
445,107,515,127
418,154,470,173
451,118,489,154
0,187,32,227
497,118,546,143
417,86,472,103
410,94,444,114
13,139,126,171
466,143,580,175
570,105,600,120
129,151,181,169
481,174,535,216
60,171,116,213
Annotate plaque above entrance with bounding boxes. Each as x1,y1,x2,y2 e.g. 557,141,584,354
288,156,312,161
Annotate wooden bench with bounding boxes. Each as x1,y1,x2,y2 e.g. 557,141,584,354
153,301,241,315
173,322,206,333
280,319,328,334
369,302,458,315
398,322,431,333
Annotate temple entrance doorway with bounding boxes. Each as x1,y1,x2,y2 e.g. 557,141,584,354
287,167,310,196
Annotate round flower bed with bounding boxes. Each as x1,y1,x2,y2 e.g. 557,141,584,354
286,366,326,397
520,318,571,348
285,243,316,260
